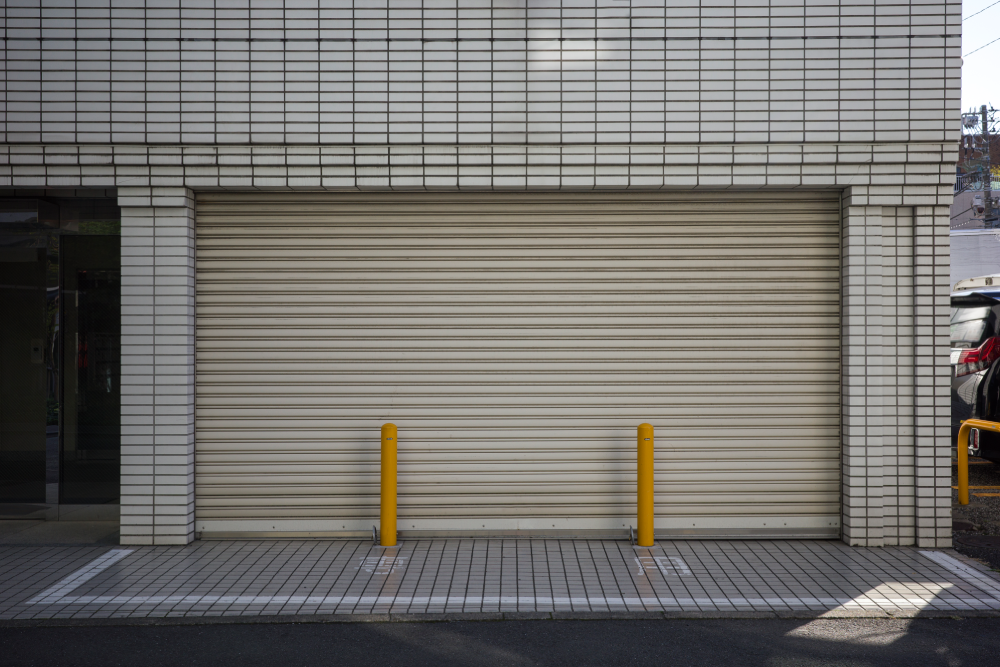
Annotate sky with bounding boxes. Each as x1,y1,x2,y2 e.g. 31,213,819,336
961,0,1000,113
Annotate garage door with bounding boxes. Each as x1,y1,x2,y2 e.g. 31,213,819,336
194,192,841,538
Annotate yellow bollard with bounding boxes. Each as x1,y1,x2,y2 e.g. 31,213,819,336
381,423,397,546
956,419,1000,505
637,423,654,547
958,422,970,506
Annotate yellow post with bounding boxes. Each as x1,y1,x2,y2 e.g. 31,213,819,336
958,422,971,506
956,419,1000,506
637,423,654,547
381,423,397,546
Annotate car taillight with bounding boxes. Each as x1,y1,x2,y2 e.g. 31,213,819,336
956,336,1000,377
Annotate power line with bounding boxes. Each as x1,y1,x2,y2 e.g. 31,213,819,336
965,0,1000,21
966,36,1000,58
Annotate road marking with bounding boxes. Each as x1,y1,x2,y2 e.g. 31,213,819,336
973,493,1000,497
919,550,1000,596
28,549,133,605
634,556,691,576
357,556,407,574
950,486,1000,489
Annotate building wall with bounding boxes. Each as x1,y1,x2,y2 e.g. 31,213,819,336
0,1,959,547
951,229,1000,287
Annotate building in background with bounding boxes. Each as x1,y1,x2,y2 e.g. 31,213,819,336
950,108,999,288
0,1,959,548
952,107,998,231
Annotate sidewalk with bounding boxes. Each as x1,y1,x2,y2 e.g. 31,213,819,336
2,539,1000,622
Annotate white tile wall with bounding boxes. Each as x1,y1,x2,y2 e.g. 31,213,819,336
0,0,961,547
1,1,961,146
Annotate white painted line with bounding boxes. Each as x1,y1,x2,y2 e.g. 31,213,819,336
20,549,1000,614
28,549,134,605
920,550,1000,596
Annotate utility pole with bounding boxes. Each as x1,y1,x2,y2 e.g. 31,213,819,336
984,105,996,228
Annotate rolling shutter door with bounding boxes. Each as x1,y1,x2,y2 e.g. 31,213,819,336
195,192,841,538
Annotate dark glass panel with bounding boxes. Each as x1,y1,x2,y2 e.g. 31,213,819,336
60,235,121,504
0,243,48,502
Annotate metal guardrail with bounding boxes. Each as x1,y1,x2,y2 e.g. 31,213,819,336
957,419,1000,505
955,173,1000,194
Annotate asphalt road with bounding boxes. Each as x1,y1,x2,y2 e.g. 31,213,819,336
953,457,1000,570
2,618,999,667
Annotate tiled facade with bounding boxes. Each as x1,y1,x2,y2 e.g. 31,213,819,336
1,1,959,547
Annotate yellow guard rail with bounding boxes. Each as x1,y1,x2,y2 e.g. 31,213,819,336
957,419,1000,505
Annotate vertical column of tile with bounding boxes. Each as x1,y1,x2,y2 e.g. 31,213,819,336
110,1,146,144
79,2,113,144
153,186,195,545
492,3,526,144
7,1,42,142
119,185,195,546
913,205,952,548
630,4,665,145
700,0,736,144
119,186,155,544
526,2,559,145
353,4,387,144
596,2,628,144
145,3,180,144
880,207,898,545
248,2,285,145
179,2,216,144
841,194,884,546
802,1,839,143
218,2,250,144
424,4,458,146
387,7,421,145
39,2,74,143
285,2,319,145
881,207,916,545
561,2,596,144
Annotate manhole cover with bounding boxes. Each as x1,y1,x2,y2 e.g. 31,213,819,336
956,534,1000,549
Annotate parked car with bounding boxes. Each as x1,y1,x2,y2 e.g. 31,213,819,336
952,284,1000,462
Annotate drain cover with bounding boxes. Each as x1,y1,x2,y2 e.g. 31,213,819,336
954,520,976,532
956,534,1000,549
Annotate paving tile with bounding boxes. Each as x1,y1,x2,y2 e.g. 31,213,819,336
3,539,1000,619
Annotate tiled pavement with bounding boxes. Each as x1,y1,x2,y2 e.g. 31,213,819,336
2,539,1000,621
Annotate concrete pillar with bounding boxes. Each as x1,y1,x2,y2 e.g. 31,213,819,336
841,193,885,546
119,186,195,546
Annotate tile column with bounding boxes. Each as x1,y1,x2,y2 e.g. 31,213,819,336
913,205,952,548
880,207,916,545
119,186,195,545
841,192,885,546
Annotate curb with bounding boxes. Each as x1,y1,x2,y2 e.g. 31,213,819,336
3,608,1000,627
